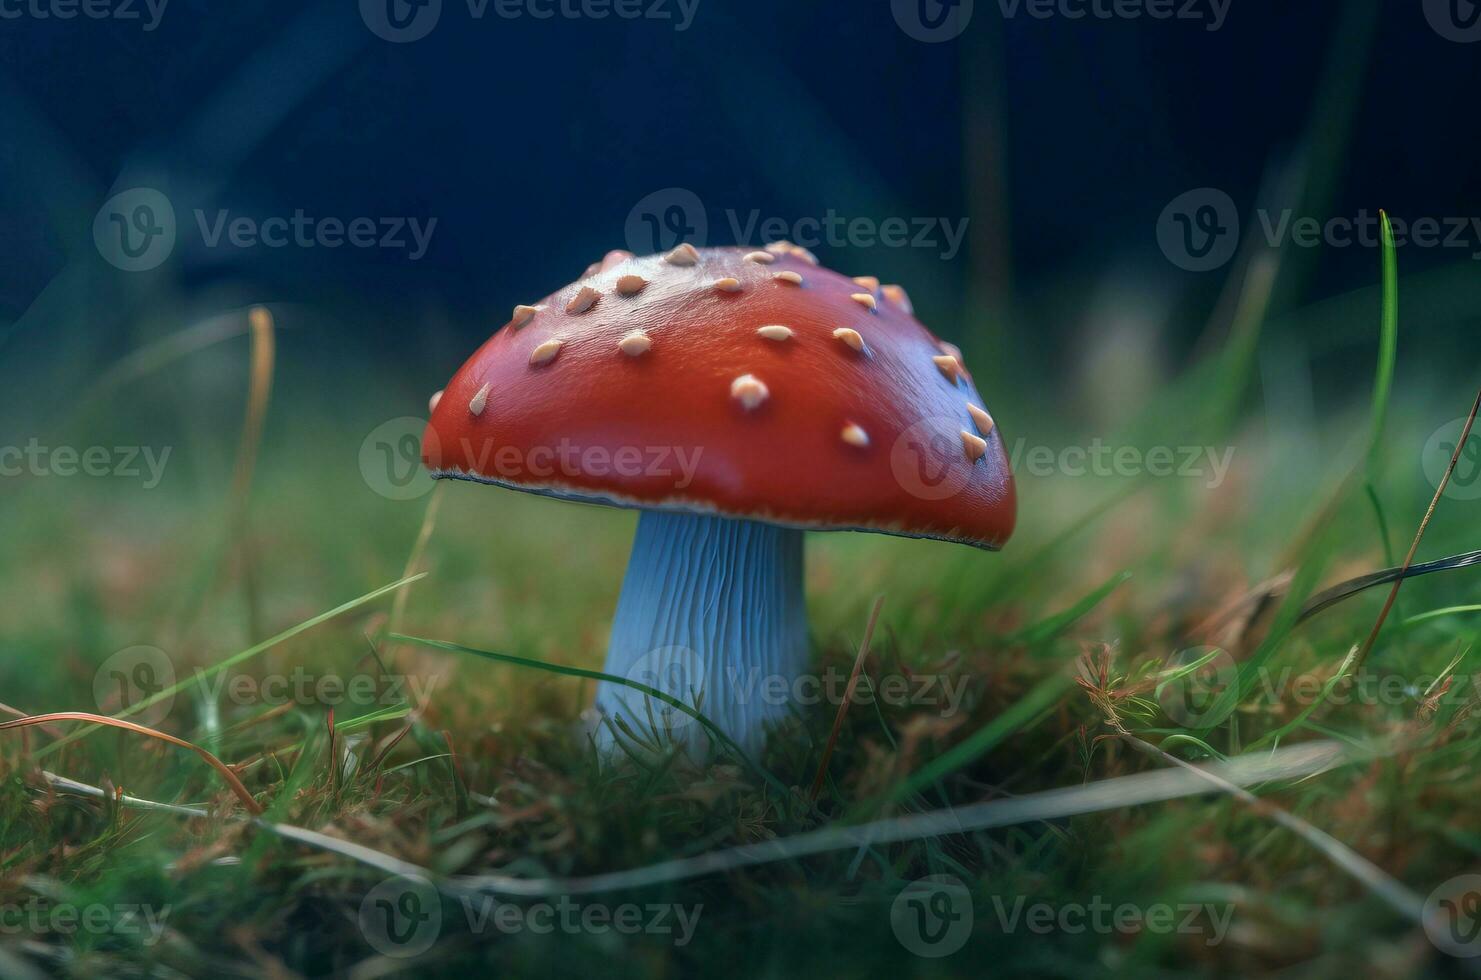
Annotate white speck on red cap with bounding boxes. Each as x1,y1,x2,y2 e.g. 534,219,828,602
933,354,961,382
841,423,870,448
529,339,563,366
967,403,994,435
616,274,647,296
730,374,769,410
468,383,490,416
566,286,600,314
832,327,865,352
619,331,652,356
664,243,700,266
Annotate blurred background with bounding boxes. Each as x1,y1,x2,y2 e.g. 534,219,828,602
2,0,1478,421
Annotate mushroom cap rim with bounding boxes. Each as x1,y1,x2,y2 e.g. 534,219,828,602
427,465,1006,552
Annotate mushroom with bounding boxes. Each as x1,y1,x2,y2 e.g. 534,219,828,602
422,245,1015,761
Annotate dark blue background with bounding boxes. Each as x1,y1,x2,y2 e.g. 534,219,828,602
1,0,1476,393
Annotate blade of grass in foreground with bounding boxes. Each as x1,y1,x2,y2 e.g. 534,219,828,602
444,741,1394,899
40,739,1390,900
871,671,1075,811
33,573,428,760
0,712,262,814
392,633,791,798
1363,210,1400,565
1006,570,1130,649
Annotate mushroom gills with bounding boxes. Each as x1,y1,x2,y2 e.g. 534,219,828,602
592,511,808,763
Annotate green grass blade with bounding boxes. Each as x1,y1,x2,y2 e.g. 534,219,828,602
33,573,428,760
872,671,1074,809
1366,210,1400,474
1007,570,1130,649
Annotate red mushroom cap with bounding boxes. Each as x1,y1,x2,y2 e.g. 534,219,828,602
422,243,1015,549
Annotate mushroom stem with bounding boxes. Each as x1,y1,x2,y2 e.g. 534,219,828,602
594,511,808,762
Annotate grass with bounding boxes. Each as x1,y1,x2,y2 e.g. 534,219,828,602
3,243,1481,977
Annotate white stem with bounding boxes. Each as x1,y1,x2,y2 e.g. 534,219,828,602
593,511,808,762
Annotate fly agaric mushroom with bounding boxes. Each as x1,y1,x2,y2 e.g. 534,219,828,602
422,244,1014,760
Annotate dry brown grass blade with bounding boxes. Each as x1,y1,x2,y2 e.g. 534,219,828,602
0,712,262,814
808,595,884,802
1353,387,1481,672
228,305,277,638
386,481,445,664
